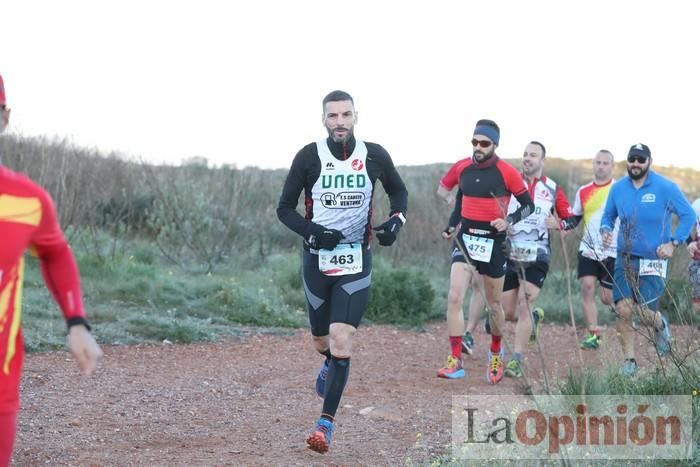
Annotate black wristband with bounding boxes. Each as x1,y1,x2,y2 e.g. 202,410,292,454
66,317,91,332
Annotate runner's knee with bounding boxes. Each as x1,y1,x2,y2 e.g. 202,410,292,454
329,324,355,356
581,279,595,298
447,286,466,309
489,299,502,311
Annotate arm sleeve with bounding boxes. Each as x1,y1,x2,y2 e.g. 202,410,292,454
561,215,583,231
375,145,408,216
276,147,318,240
600,185,618,232
31,191,86,321
505,190,534,225
448,189,463,228
669,184,696,243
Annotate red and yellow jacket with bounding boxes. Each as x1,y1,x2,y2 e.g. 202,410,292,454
0,165,86,412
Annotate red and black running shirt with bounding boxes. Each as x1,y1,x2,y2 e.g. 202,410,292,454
444,155,534,236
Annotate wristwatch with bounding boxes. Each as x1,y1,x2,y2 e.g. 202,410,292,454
671,239,680,247
393,212,407,225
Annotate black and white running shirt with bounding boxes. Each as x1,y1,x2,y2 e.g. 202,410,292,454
277,136,408,247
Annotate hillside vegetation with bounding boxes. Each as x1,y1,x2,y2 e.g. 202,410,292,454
2,134,699,347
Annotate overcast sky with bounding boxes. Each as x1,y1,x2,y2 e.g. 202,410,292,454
3,0,698,169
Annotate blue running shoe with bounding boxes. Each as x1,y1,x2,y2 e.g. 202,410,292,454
655,314,672,356
315,359,329,398
307,417,334,454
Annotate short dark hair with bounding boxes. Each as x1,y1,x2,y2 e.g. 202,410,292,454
476,119,499,132
322,90,354,110
529,140,546,157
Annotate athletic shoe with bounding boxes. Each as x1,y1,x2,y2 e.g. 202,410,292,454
315,359,329,398
505,358,523,378
437,355,465,379
580,332,601,350
621,358,638,377
655,314,672,356
307,417,334,454
529,307,544,343
486,348,505,384
462,331,474,355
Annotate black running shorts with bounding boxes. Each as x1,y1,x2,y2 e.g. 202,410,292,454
577,253,615,290
302,248,372,336
452,232,508,278
503,260,549,291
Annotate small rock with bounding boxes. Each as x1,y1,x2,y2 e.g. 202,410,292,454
359,406,374,415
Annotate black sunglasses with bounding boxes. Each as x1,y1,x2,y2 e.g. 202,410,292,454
627,155,649,164
471,139,493,148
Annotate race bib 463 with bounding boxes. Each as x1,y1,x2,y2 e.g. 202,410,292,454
319,243,363,276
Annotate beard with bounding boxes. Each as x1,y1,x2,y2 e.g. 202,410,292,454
473,147,495,162
522,163,539,177
327,126,353,144
627,164,649,180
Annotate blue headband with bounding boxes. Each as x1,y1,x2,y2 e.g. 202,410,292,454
473,125,500,145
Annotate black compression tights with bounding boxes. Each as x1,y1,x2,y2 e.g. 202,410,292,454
322,355,350,418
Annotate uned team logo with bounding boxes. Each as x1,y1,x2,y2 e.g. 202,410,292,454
322,193,338,207
321,192,365,209
351,159,364,171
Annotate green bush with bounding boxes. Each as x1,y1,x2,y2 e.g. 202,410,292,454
366,268,435,327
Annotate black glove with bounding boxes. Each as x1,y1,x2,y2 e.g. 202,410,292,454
373,216,404,246
308,224,345,250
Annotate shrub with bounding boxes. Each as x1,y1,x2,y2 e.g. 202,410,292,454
366,268,435,327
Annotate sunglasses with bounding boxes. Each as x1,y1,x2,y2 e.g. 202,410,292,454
471,139,493,148
627,155,649,164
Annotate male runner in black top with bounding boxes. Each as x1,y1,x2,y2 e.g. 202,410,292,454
277,90,408,454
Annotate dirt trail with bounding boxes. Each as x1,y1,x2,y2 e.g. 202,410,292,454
14,322,688,466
